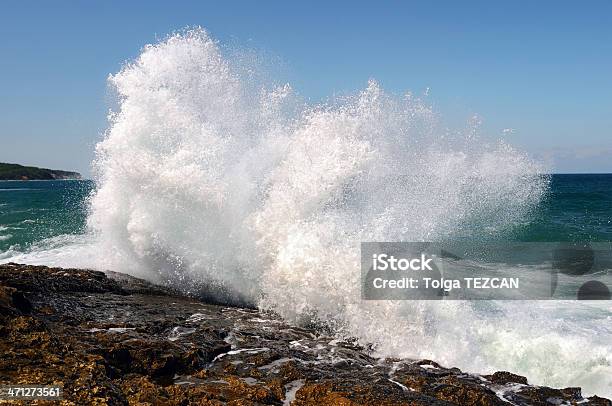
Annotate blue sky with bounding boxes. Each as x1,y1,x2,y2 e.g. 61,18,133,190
1,1,611,176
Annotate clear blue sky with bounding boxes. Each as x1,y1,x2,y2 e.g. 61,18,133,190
1,1,611,176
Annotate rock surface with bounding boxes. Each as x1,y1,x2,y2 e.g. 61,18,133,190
0,263,609,405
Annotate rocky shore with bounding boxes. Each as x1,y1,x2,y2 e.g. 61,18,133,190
0,263,609,405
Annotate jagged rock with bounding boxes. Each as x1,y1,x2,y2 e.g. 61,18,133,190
484,371,528,385
0,263,609,405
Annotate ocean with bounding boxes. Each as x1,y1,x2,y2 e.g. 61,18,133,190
0,180,93,251
0,29,610,397
2,174,612,254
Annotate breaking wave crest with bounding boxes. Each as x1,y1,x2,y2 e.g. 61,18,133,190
91,28,546,294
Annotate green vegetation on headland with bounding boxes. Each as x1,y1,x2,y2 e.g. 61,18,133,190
0,162,82,180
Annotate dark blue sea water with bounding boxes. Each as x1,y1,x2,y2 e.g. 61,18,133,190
1,175,611,254
0,180,94,252
513,174,612,241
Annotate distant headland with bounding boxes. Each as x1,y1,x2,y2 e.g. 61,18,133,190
0,162,82,180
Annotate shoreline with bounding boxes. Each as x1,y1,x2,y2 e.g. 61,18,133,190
1,263,610,405
0,178,90,182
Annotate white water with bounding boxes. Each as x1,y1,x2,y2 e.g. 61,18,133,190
2,29,611,396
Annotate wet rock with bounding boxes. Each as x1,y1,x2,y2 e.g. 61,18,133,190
0,262,125,295
0,263,609,405
0,285,31,315
484,371,528,385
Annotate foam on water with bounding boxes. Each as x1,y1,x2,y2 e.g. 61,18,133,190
2,29,610,396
